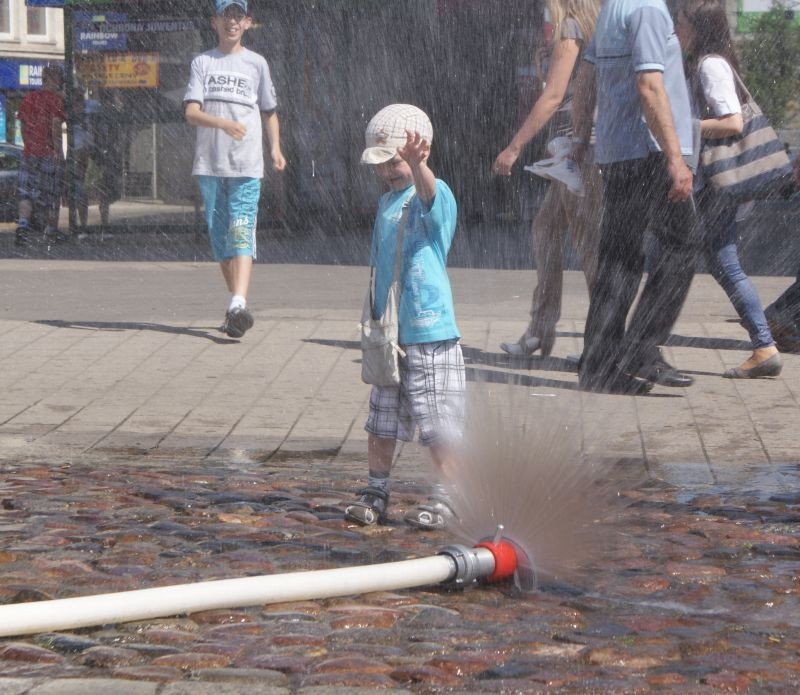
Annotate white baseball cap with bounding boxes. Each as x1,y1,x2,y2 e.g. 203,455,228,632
361,104,433,165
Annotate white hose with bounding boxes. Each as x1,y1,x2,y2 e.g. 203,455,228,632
0,555,458,638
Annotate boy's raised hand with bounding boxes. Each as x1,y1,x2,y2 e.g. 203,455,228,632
398,130,430,169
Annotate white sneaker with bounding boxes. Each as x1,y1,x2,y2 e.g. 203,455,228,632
524,155,584,196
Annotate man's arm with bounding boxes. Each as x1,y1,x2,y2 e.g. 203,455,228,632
184,101,246,140
636,71,692,202
262,110,286,171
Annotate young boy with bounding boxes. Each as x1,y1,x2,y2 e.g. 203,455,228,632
345,104,464,531
15,65,66,246
184,0,285,338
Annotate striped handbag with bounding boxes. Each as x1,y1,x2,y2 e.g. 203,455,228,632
698,58,794,202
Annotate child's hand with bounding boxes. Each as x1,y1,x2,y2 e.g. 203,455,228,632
223,120,247,140
397,130,430,169
272,149,286,172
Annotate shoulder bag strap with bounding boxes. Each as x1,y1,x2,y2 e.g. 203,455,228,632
369,193,414,312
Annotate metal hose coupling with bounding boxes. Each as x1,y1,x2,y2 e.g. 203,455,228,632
438,539,517,586
437,545,496,586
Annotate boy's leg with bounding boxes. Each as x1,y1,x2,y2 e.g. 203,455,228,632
345,385,406,525
401,341,465,530
198,176,251,337
220,255,253,298
219,178,261,337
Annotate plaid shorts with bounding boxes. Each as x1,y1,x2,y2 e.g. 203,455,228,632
18,156,64,211
365,340,465,447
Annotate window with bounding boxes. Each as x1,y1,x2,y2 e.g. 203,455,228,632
0,0,10,35
27,7,47,37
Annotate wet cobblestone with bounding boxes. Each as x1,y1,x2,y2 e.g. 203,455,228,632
0,454,798,692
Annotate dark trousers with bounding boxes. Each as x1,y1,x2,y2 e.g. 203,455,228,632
581,153,697,381
765,267,800,349
766,268,800,324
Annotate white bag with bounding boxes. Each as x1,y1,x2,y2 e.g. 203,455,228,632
360,201,410,386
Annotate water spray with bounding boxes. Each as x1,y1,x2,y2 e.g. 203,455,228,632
0,528,521,638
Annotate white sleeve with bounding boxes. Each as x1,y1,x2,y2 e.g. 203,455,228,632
183,56,205,105
698,56,741,117
258,57,278,112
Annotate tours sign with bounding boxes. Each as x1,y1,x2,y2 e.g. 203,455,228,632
74,12,128,52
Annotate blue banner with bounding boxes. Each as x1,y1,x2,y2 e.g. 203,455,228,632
74,12,128,52
0,59,62,90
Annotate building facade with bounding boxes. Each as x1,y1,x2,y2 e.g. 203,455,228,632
0,0,64,144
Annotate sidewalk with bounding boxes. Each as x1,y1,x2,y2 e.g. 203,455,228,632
0,260,796,481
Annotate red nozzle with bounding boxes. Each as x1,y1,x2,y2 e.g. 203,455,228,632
474,539,518,583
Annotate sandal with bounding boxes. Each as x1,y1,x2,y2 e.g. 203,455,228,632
403,496,456,531
344,487,389,526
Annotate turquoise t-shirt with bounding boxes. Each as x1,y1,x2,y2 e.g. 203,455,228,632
369,180,460,345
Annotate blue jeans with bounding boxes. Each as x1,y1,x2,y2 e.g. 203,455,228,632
697,190,774,349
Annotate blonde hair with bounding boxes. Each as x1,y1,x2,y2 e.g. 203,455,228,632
546,0,601,45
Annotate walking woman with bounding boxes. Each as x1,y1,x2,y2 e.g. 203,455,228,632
677,0,782,378
492,0,602,358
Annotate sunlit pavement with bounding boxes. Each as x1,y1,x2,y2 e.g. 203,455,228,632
0,261,797,692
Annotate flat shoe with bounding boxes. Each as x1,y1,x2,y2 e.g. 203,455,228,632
500,336,542,357
723,353,782,379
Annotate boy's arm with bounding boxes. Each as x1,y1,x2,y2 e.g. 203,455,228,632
398,130,435,207
262,110,286,171
184,101,246,140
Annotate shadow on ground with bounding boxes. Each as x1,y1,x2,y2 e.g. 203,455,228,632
36,319,238,345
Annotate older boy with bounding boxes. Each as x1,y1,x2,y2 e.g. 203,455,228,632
344,104,464,531
184,0,285,338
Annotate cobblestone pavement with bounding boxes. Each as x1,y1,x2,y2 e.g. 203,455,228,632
0,261,798,693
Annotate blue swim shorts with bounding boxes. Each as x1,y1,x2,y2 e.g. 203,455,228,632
197,176,261,261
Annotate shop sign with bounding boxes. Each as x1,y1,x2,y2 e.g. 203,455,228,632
106,53,159,88
0,60,61,90
75,11,128,52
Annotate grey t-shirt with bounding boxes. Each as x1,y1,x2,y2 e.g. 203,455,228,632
184,47,278,178
553,17,585,137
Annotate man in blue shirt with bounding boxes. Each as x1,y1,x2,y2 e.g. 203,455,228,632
572,0,698,393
